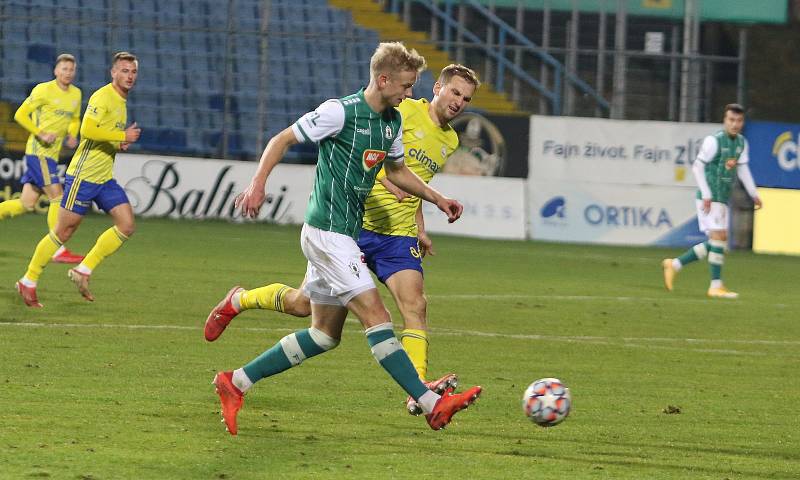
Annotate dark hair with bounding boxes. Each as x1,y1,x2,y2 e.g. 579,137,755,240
724,103,745,116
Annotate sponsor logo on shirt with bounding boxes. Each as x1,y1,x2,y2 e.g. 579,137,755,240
362,149,386,170
356,128,370,136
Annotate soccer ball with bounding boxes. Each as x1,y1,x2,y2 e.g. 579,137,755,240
522,377,571,427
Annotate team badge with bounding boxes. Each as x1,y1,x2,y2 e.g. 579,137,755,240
362,149,386,170
414,129,425,139
349,260,361,278
441,146,447,159
385,125,393,139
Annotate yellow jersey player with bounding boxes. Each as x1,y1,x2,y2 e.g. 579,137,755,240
0,54,84,263
204,64,480,416
16,52,142,307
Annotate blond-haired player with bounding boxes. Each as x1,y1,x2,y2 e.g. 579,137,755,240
0,54,84,263
205,44,481,435
205,63,482,419
16,52,142,307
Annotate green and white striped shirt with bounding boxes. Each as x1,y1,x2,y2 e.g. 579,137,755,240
292,90,404,239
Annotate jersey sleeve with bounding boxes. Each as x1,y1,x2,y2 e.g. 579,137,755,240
695,135,718,164
80,91,125,142
13,85,46,135
737,138,750,164
292,99,345,143
387,115,404,163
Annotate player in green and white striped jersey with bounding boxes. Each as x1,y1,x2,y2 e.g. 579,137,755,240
208,43,482,435
662,104,763,298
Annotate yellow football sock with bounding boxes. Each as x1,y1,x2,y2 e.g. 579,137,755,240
25,231,62,282
240,283,291,312
0,198,29,220
82,226,129,271
46,196,62,230
399,328,429,380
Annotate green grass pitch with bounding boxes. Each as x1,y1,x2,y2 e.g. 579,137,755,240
1,214,799,479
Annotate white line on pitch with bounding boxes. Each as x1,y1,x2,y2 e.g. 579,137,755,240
1,321,797,357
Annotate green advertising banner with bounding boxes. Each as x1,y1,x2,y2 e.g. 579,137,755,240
459,0,787,24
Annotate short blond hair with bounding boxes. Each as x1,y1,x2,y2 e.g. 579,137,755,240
112,51,138,66
438,64,480,89
55,53,76,66
370,42,426,80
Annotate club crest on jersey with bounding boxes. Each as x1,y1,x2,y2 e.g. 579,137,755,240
362,149,386,170
385,126,393,139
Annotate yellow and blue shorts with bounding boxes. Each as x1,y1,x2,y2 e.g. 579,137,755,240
357,229,423,283
20,154,60,188
61,175,130,215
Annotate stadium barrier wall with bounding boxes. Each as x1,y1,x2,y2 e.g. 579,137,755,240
527,115,719,247
753,187,800,256
744,120,800,189
112,153,528,240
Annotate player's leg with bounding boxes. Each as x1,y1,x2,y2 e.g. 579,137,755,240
663,199,711,291
347,289,481,430
68,180,134,301
204,277,312,342
238,278,311,317
707,229,737,298
212,288,344,435
1,154,48,219
41,182,84,264
0,183,38,220
16,205,84,307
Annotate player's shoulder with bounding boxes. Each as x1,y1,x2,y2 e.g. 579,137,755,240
398,97,426,118
68,83,82,96
30,80,53,95
338,91,362,106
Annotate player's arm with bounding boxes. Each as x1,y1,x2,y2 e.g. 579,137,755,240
236,127,299,218
693,135,716,213
13,87,56,143
736,140,762,209
377,167,410,202
80,101,140,143
416,203,434,256
384,160,462,223
237,99,344,218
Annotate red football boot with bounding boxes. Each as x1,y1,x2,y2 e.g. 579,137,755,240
16,281,43,308
213,371,244,436
51,247,85,264
204,286,243,342
406,373,459,415
426,385,482,431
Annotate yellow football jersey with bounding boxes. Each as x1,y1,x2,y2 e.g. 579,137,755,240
362,98,459,237
67,83,127,183
21,80,82,160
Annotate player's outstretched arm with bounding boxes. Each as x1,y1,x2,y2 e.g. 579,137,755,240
384,161,463,223
236,127,299,219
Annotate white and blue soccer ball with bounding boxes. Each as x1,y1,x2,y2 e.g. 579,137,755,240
522,377,571,427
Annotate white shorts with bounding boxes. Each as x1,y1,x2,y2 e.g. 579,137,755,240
300,224,375,306
696,200,728,233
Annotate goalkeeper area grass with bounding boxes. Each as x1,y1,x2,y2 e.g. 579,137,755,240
2,214,799,479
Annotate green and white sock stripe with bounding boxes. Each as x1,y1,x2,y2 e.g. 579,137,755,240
365,323,428,401
243,327,338,383
708,239,725,280
677,241,709,267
